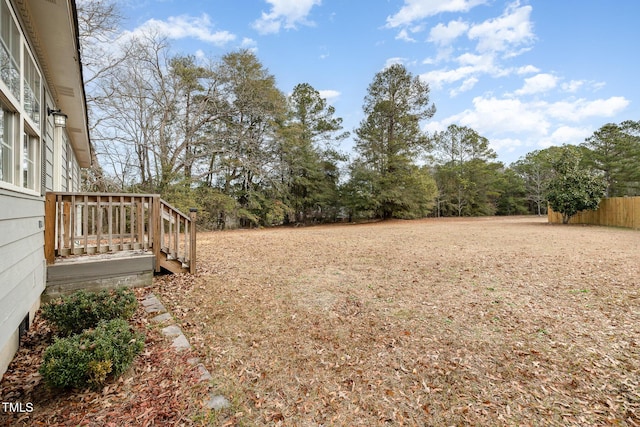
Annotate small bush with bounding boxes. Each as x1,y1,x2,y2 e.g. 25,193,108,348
39,319,144,389
41,288,138,336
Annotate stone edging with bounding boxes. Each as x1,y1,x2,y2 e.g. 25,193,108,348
140,293,231,410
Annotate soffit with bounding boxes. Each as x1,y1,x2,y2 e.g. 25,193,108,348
13,0,91,168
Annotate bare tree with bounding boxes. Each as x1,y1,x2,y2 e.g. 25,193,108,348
76,0,124,190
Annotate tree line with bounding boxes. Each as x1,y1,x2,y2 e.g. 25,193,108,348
78,2,640,229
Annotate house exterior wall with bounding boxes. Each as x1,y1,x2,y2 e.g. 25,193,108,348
0,189,45,377
0,0,84,378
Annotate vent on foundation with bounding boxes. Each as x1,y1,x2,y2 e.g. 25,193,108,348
18,313,29,344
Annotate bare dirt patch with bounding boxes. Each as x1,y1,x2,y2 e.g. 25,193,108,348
153,216,640,426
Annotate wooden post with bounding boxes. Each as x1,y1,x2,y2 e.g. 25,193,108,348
129,195,135,246
120,196,126,249
96,196,102,253
167,206,172,256
136,197,144,247
107,197,113,250
70,194,76,254
173,211,179,258
44,193,56,264
83,195,89,252
63,200,71,251
189,208,197,274
152,196,161,273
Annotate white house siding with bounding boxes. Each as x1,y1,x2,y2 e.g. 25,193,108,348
0,189,45,377
60,134,69,191
0,0,85,378
69,153,81,191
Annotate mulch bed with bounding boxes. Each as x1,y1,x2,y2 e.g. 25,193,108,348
0,288,209,427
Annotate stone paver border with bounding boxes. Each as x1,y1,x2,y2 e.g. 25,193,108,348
141,293,231,410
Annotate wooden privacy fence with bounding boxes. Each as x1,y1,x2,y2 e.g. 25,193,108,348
548,196,640,229
44,192,197,273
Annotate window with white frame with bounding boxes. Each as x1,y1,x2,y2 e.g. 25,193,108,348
24,53,40,125
22,131,38,190
0,0,20,101
0,0,42,194
0,106,15,183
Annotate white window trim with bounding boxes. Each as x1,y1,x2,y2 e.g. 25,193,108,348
22,131,39,191
22,50,41,131
0,176,41,196
0,0,42,197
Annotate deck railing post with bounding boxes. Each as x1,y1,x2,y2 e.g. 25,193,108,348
152,195,161,273
189,208,197,274
44,193,56,264
63,200,71,251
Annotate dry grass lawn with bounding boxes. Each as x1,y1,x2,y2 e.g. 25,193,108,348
156,216,640,426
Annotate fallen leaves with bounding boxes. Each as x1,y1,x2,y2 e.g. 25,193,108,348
0,289,209,427
2,217,640,426
154,217,640,426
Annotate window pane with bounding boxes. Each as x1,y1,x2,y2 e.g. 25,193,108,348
22,132,39,190
24,55,41,125
0,108,14,183
0,1,20,100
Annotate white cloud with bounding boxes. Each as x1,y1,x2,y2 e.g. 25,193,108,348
450,77,478,97
489,137,523,153
385,57,408,69
420,66,477,89
241,37,257,48
546,97,630,122
427,94,630,157
561,80,608,93
456,52,491,67
515,73,558,95
450,95,629,136
252,0,321,35
428,19,469,45
434,46,455,63
423,121,447,134
467,3,534,55
517,65,539,75
538,126,593,148
420,52,498,89
124,14,236,46
396,29,416,42
318,89,341,102
386,0,488,28
561,80,584,93
455,96,552,135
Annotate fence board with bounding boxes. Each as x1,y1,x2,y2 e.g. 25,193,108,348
548,197,640,229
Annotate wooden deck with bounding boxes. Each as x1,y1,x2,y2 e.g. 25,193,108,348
43,192,196,296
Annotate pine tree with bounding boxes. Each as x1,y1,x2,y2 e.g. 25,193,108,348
349,64,436,219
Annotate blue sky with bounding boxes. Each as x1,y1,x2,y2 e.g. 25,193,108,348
116,0,640,165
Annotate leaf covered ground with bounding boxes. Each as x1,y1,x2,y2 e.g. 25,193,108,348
1,216,639,426
0,289,210,426
156,216,640,426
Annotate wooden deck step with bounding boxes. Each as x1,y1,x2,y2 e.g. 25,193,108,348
157,251,189,275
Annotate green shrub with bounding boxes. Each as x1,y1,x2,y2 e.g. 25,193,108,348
41,288,138,336
39,319,144,389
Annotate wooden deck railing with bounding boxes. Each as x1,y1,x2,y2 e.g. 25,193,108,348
44,192,196,274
